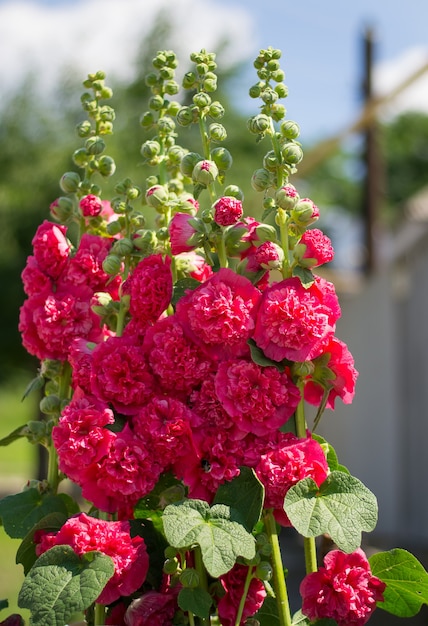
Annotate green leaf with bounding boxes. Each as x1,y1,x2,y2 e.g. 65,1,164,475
171,277,200,307
135,472,186,513
16,512,69,575
292,265,315,288
0,424,30,447
18,546,114,626
370,548,428,617
162,499,255,577
248,339,287,371
284,471,378,552
178,587,213,619
129,518,168,589
213,467,264,533
0,489,75,539
311,434,344,473
255,596,280,625
0,599,8,611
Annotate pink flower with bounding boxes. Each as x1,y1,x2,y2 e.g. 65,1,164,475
36,512,149,605
124,589,178,626
52,396,115,482
21,256,53,297
255,241,284,270
175,268,261,360
300,548,386,626
90,336,155,415
68,338,95,394
213,196,243,226
127,254,173,329
253,276,341,362
255,434,329,525
304,337,358,409
190,373,236,431
215,359,300,437
31,220,70,279
19,285,103,361
81,425,162,514
298,228,334,268
79,194,103,217
218,564,266,626
169,212,201,255
175,251,213,282
143,316,214,395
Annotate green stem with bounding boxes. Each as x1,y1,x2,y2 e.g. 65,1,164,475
198,115,211,160
304,537,318,574
277,208,290,278
194,546,210,626
312,387,331,432
94,602,105,626
234,566,254,626
47,361,72,492
264,510,292,626
217,232,229,268
295,386,307,439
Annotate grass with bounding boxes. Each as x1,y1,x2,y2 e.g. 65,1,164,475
0,373,39,622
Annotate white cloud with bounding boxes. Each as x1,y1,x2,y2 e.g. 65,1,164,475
0,0,255,101
374,47,428,119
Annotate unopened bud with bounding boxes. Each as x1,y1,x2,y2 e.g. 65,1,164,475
145,184,169,209
251,168,271,192
223,184,244,201
179,568,200,588
112,238,134,256
247,114,271,135
281,120,300,139
141,140,161,160
98,155,116,177
192,160,218,185
209,122,227,142
102,254,122,275
281,142,304,165
193,92,212,108
255,561,273,581
180,152,202,177
211,146,232,171
275,184,300,210
176,106,194,127
208,101,225,119
60,171,80,193
39,394,61,415
85,136,105,156
76,120,92,138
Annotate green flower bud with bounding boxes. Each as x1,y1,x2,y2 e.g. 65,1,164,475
282,143,304,165
255,223,278,243
85,136,105,155
146,175,159,188
99,105,115,122
179,568,200,589
51,196,74,221
223,184,244,201
274,83,288,98
193,92,212,108
157,116,176,135
275,184,300,210
247,114,271,135
270,103,287,122
39,394,61,415
126,186,141,200
163,558,180,575
263,150,279,171
208,101,225,119
261,88,278,105
91,291,113,315
141,140,161,160
149,94,164,111
209,123,227,142
159,66,175,80
72,147,89,168
168,177,184,194
255,561,273,581
164,80,179,95
251,168,271,192
166,100,181,116
167,145,187,165
106,220,122,236
145,184,169,209
180,152,202,177
259,542,273,557
280,120,300,140
102,254,122,275
271,68,286,82
112,238,134,256
164,546,178,559
290,198,320,226
98,155,116,177
249,83,262,98
267,59,280,72
291,361,316,378
203,77,217,92
157,227,169,241
176,106,194,127
192,159,218,185
140,111,155,128
76,120,92,138
196,61,209,75
133,229,158,253
211,146,233,171
60,171,80,193
90,183,102,197
182,71,197,89
111,197,128,213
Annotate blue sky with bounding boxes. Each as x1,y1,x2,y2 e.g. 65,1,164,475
1,0,427,144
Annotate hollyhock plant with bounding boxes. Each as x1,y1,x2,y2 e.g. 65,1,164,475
3,47,428,626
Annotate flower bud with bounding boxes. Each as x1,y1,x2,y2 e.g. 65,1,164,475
176,106,194,127
255,223,278,243
167,145,187,165
251,168,271,192
213,196,243,226
203,77,217,92
112,237,134,256
85,136,105,156
192,159,218,185
98,155,116,177
164,546,178,559
275,184,300,210
72,147,89,168
133,229,158,254
255,561,273,581
223,184,244,201
145,184,169,209
60,171,80,193
247,114,271,135
141,140,161,160
76,119,92,138
182,71,197,89
274,83,289,98
180,568,200,589
270,103,287,122
164,80,179,95
163,557,180,575
111,197,128,213
193,92,212,108
281,120,300,139
157,116,176,135
261,88,278,105
290,198,320,227
140,111,155,128
39,394,61,415
281,142,304,165
102,254,122,275
263,150,279,172
106,220,122,236
249,83,262,98
149,94,164,111
208,122,227,142
255,241,284,270
166,100,181,116
208,101,225,119
211,146,233,171
80,194,102,217
50,196,74,221
271,69,285,82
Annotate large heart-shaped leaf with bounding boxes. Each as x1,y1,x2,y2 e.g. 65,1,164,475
162,499,255,577
370,548,428,617
213,467,264,533
18,545,114,626
284,471,378,552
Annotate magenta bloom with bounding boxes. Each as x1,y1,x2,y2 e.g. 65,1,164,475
31,220,70,279
255,433,329,525
90,336,155,415
52,396,115,482
79,193,103,217
300,548,385,626
304,337,358,409
124,588,179,626
215,359,300,436
127,254,173,328
213,196,243,226
253,276,341,362
36,512,149,605
21,256,52,297
169,212,200,255
299,228,334,268
176,268,261,360
218,563,266,626
143,316,214,394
